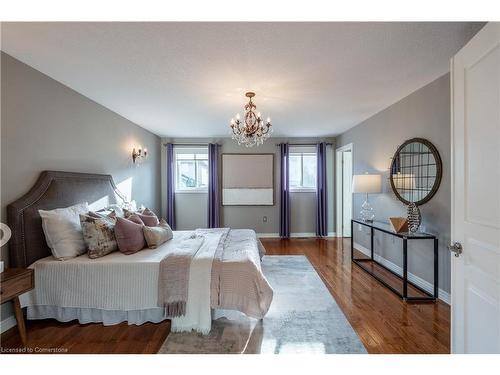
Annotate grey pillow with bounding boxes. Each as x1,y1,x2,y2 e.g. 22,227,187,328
143,219,173,249
80,212,118,258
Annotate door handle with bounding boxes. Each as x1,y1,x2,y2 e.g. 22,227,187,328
448,242,463,257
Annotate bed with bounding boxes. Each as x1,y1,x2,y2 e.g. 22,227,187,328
8,171,273,334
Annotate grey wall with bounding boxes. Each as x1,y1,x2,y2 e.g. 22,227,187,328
1,53,162,322
162,137,335,235
336,74,451,294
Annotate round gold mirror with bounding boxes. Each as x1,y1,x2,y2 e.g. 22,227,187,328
390,138,442,206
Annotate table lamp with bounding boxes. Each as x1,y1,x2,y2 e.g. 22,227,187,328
352,173,382,222
0,223,12,273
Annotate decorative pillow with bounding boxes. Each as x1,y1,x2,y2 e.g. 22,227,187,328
107,204,125,217
39,202,89,260
80,212,117,259
86,210,116,220
136,212,159,227
95,208,113,217
143,219,173,249
142,208,156,216
127,214,145,225
123,208,137,218
114,216,146,255
159,218,171,228
124,207,159,226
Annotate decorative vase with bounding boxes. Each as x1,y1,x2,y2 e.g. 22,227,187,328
407,203,421,233
389,217,408,233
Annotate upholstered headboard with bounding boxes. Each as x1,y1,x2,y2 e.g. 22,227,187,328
7,171,125,268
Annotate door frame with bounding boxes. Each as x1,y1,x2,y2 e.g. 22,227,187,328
336,143,353,237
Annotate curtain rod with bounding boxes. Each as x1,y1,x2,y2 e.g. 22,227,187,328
162,143,219,147
275,143,333,147
163,142,330,147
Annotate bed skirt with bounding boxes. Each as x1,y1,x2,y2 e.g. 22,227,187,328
26,305,247,327
27,305,168,326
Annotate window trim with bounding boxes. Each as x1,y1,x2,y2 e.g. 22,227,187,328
289,149,317,192
174,147,209,193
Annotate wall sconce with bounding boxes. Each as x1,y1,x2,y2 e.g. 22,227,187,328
132,147,148,164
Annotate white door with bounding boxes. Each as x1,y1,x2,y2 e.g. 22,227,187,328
451,22,500,354
342,150,353,237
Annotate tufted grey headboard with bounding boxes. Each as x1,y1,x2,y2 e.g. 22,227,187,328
7,171,124,268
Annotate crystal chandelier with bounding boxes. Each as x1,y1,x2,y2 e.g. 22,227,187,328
230,92,272,147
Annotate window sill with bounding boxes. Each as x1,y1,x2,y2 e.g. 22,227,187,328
290,189,317,193
175,190,208,194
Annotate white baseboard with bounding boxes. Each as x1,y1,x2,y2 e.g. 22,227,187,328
353,242,451,305
0,315,17,334
257,232,337,238
256,232,280,238
290,232,316,238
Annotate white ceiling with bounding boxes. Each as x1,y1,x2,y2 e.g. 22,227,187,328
1,22,483,138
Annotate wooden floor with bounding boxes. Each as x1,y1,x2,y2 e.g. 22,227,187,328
264,238,450,354
0,238,450,354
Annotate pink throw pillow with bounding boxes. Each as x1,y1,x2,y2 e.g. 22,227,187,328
142,208,156,216
114,216,146,255
136,211,159,227
127,214,145,225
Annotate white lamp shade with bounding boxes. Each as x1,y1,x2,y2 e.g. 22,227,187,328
352,174,382,194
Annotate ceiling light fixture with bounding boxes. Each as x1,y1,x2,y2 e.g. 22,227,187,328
230,92,272,147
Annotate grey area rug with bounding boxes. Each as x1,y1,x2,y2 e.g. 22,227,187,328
158,255,367,354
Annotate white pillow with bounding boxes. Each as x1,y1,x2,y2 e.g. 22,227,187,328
106,204,124,217
39,202,89,260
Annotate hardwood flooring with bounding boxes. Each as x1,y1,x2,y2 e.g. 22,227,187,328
0,238,450,354
0,318,171,354
263,238,450,354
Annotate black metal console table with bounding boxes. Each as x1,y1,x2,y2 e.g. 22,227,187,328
351,219,438,302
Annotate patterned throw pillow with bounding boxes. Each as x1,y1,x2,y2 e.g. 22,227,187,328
143,219,173,249
80,212,118,259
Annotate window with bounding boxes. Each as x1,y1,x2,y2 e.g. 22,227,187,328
175,147,209,192
289,146,317,191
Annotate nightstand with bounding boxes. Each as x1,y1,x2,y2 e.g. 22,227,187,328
0,268,34,345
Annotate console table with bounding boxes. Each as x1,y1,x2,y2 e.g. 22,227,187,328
351,219,438,302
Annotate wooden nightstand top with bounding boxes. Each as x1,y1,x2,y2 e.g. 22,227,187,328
1,268,34,304
1,268,33,282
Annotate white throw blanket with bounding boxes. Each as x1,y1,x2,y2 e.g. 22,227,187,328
170,228,228,334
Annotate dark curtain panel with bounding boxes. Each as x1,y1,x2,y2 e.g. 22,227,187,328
316,142,328,237
207,143,220,228
279,143,291,238
166,143,176,230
